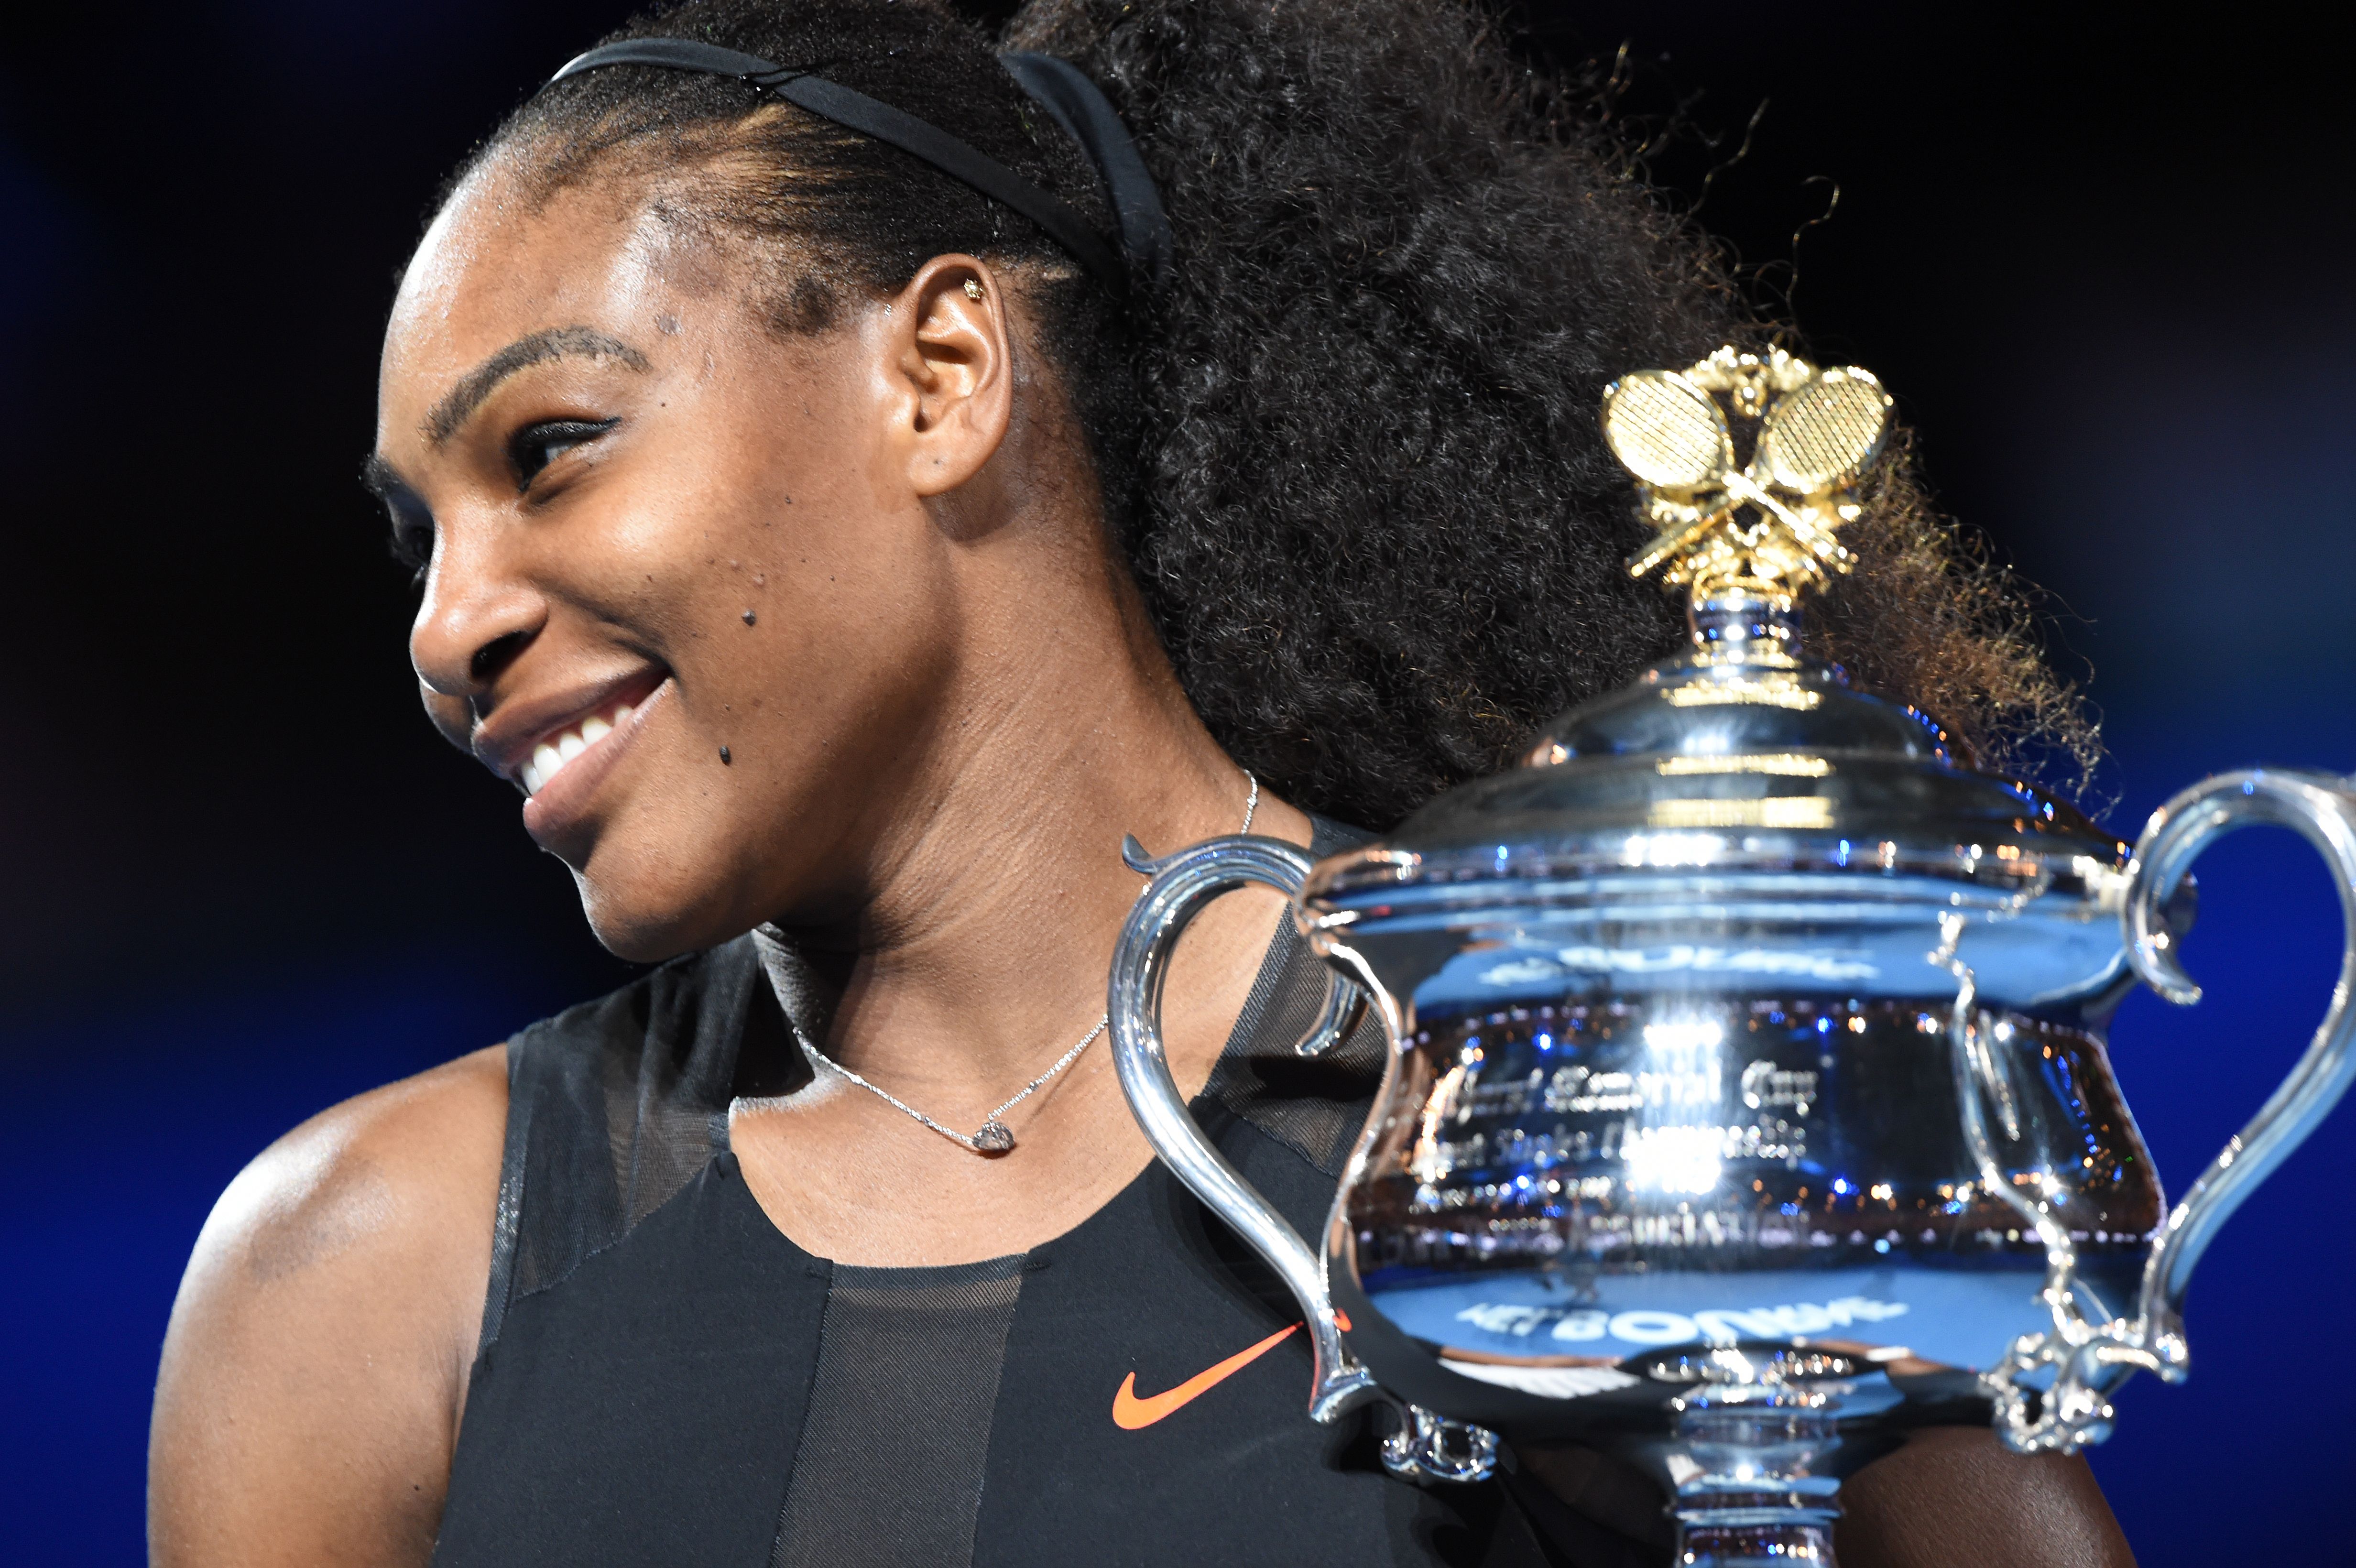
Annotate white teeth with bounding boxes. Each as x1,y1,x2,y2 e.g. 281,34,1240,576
519,697,642,796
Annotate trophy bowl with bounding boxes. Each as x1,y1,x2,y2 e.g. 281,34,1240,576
1106,348,2356,1566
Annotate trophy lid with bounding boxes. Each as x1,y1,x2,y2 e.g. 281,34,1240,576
1304,348,2132,1008
1335,638,2123,897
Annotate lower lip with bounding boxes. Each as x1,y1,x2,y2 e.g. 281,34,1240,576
519,679,669,849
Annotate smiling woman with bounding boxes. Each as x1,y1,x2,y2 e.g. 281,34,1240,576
144,1,2127,1565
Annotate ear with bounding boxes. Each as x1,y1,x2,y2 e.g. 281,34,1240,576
882,255,1013,500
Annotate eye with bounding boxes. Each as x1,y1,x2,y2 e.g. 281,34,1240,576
510,417,620,489
385,492,436,584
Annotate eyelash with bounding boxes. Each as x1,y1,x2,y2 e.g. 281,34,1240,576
510,417,621,490
386,496,435,582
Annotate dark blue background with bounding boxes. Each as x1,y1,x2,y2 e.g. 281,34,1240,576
2,3,2348,1561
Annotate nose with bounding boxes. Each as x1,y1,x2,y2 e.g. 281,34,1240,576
409,519,547,713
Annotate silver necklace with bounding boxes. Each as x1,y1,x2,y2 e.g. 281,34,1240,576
799,771,1259,1156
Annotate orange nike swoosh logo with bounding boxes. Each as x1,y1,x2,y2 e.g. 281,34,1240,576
1111,1311,1352,1430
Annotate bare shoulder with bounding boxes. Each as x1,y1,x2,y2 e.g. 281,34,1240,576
149,1044,511,1568
190,1044,510,1297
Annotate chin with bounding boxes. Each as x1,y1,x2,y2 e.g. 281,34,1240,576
571,854,748,966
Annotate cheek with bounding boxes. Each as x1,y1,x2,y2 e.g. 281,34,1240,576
606,381,904,626
551,344,958,943
565,534,954,950
619,442,940,724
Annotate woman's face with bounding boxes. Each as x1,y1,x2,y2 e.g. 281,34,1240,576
372,161,1013,959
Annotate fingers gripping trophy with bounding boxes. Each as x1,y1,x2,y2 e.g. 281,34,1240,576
1107,346,2356,1565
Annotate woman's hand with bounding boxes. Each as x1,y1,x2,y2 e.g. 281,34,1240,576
1835,1426,2134,1568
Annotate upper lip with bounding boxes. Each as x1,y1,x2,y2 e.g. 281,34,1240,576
472,667,666,783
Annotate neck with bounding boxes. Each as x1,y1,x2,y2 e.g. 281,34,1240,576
778,509,1310,1119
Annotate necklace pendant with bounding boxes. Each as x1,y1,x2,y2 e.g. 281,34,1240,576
971,1122,1016,1154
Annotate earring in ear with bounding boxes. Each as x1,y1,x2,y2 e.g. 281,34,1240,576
963,278,984,301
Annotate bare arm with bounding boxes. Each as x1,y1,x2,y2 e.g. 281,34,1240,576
147,1046,508,1568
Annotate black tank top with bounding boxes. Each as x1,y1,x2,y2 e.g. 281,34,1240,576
433,825,1666,1567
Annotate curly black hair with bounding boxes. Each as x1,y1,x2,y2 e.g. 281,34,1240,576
458,0,2096,828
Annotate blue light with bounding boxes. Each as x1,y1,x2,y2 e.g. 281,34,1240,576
1535,1032,1554,1053
1832,1177,1851,1194
1835,838,1852,867
1816,1015,1834,1034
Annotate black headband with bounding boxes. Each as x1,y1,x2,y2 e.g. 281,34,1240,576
544,39,1171,292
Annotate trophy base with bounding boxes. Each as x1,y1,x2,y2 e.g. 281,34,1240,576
1331,1264,1926,1567
1669,1390,1846,1567
1679,1517,1839,1568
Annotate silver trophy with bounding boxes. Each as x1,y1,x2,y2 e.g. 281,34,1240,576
1108,347,2356,1566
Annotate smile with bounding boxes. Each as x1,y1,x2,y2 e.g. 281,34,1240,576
519,696,640,796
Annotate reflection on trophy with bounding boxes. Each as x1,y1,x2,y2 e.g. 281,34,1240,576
1109,346,2356,1566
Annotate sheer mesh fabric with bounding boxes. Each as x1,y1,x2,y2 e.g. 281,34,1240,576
480,937,808,1349
1201,903,1386,1177
771,1257,1030,1567
600,1013,730,1230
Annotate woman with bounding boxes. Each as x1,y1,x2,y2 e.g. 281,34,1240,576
148,0,2130,1562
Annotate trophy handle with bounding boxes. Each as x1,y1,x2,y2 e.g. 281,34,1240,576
1965,766,2356,1454
2124,767,2356,1369
1108,832,1381,1425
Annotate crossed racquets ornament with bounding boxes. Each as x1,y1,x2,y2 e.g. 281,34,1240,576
1602,345,1894,599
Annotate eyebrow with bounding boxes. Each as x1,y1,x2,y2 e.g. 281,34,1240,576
421,325,651,446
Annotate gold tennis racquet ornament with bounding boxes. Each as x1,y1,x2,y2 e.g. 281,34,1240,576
1604,346,1891,610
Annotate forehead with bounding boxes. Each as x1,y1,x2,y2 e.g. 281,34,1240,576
378,163,713,433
